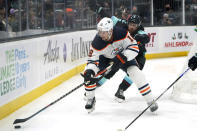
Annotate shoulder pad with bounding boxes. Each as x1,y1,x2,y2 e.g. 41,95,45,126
113,26,128,41
91,35,109,51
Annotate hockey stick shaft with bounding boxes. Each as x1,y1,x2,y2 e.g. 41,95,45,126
13,83,84,124
13,64,113,125
13,64,112,124
124,68,190,130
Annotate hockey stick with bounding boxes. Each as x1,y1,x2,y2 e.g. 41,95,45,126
13,64,113,126
13,83,84,125
119,67,190,131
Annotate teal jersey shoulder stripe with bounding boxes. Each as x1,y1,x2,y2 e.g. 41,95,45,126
111,16,127,26
138,30,147,35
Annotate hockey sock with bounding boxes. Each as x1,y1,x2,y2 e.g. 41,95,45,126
138,83,154,102
119,75,133,91
85,90,95,99
85,83,97,100
97,77,107,87
126,66,154,103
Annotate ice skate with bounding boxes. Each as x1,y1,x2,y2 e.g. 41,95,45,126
85,97,96,113
115,89,125,103
148,100,158,112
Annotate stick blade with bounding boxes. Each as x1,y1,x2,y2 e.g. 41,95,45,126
13,118,27,124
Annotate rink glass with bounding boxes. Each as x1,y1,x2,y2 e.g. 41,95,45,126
0,0,196,42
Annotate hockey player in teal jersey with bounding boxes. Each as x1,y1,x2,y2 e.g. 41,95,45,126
95,7,150,102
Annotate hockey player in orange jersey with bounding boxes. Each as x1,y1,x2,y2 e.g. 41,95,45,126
81,17,158,113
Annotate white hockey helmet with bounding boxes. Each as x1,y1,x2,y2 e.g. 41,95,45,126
97,17,113,32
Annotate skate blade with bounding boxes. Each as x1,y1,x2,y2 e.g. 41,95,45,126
114,97,125,103
87,107,95,114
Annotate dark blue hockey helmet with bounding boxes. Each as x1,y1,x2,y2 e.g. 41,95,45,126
127,15,141,26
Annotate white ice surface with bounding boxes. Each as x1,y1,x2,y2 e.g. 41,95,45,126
1,57,197,131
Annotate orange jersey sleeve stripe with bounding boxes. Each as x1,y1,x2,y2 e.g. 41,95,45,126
116,54,126,64
128,46,139,50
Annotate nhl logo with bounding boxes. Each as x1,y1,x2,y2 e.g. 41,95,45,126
178,32,182,39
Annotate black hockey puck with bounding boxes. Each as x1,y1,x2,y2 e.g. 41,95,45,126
14,125,21,129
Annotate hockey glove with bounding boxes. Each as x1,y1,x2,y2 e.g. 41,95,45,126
81,69,99,86
105,52,127,79
188,53,197,71
97,7,110,18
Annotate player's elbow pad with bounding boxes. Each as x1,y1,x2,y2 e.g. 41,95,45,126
123,50,138,61
143,35,150,44
135,34,150,44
